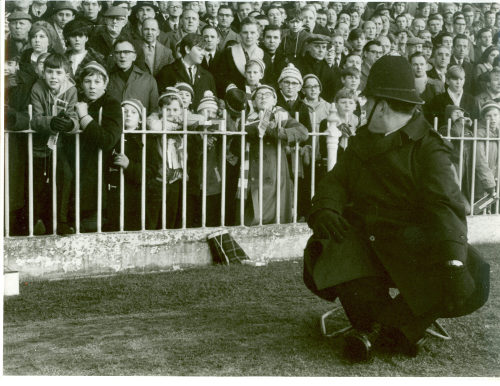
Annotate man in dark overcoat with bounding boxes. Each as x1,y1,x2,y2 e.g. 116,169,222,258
304,55,490,362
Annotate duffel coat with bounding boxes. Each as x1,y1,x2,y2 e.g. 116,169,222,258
306,112,489,318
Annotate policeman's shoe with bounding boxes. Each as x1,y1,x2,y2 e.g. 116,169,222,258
342,326,380,362
376,326,427,358
57,222,75,236
33,219,46,235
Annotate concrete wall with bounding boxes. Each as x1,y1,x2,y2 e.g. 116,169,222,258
4,216,500,281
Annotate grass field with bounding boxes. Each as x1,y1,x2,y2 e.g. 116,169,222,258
3,244,500,376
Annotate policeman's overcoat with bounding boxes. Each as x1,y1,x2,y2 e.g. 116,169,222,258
306,112,489,318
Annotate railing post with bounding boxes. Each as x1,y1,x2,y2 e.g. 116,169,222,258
141,107,147,231
28,105,34,236
326,119,341,172
239,110,246,226
182,109,188,229
276,114,281,224
75,130,80,234
162,107,168,230
5,131,10,237
96,107,103,233
119,108,125,232
220,110,227,227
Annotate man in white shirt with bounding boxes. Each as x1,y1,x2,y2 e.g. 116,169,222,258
427,45,450,84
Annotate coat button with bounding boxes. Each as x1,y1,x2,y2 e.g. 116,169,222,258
369,235,376,242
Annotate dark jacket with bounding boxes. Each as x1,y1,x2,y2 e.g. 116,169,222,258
72,93,122,213
262,49,287,88
156,59,216,109
65,47,105,79
108,64,159,113
424,90,480,126
106,133,159,231
305,112,489,317
295,52,340,103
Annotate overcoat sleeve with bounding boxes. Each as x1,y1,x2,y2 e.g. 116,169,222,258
414,132,468,265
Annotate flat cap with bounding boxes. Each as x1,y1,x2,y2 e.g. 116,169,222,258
407,37,425,45
103,6,129,17
305,34,331,45
51,1,78,13
8,11,32,22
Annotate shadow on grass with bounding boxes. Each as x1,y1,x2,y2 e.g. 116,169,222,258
3,244,500,376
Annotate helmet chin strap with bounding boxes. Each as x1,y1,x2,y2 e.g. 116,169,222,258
366,98,380,129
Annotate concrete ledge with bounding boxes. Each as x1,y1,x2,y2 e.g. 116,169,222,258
4,216,500,280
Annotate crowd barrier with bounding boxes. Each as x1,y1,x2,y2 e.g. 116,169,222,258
4,109,499,237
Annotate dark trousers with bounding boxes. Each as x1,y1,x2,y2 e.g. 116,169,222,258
186,192,222,228
147,179,182,229
335,277,437,343
304,267,436,344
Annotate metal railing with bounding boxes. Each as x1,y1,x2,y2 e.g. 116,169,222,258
4,108,342,237
5,109,500,237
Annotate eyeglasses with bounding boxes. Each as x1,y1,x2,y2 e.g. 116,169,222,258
254,92,274,99
168,5,182,9
303,85,320,90
114,50,135,56
282,80,300,87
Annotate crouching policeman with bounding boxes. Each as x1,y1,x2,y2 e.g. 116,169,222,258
304,56,490,362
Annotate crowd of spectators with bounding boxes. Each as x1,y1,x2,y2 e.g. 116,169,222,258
4,1,500,235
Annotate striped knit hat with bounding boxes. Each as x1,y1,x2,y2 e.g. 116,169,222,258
121,99,145,116
246,58,266,74
174,82,194,98
278,63,303,86
480,100,500,118
303,74,322,92
159,87,184,109
81,61,108,83
197,90,219,113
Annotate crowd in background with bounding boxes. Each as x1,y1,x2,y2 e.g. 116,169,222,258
4,1,500,236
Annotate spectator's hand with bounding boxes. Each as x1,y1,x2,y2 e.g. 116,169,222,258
302,145,311,166
50,115,74,133
113,153,130,169
309,210,350,242
485,186,496,198
75,102,88,119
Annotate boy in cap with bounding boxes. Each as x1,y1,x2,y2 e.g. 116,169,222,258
240,84,308,225
50,1,77,51
106,98,159,231
74,61,122,232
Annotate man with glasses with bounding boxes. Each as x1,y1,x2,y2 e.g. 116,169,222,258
156,33,216,109
158,1,182,33
107,38,159,113
216,5,241,51
360,40,383,91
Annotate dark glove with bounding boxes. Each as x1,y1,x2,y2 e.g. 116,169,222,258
50,115,74,133
437,260,475,313
7,109,17,128
309,209,350,242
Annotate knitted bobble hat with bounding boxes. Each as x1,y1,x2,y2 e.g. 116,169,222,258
278,63,303,86
121,99,145,117
197,90,219,113
159,87,184,109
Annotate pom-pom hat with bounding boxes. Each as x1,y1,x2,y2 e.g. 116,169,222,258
81,61,109,83
121,99,145,116
159,87,184,109
278,63,303,86
174,82,194,98
197,90,219,113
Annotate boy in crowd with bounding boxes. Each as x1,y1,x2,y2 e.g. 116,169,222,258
30,53,79,235
278,9,310,62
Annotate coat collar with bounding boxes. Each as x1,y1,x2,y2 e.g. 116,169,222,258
351,112,430,160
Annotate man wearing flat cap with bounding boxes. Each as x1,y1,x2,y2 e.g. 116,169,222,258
6,11,33,59
88,6,138,68
304,55,490,362
295,34,339,103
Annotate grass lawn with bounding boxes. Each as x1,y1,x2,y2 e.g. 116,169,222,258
3,244,500,376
